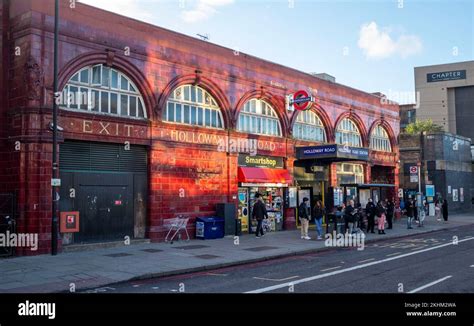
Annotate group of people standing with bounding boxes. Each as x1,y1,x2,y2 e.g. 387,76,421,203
365,198,395,235
255,191,449,239
403,197,448,229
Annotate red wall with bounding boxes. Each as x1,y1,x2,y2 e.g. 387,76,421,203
1,0,400,254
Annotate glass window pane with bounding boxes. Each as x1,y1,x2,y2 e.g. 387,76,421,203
250,100,256,113
205,109,211,126
80,69,89,84
197,88,203,103
211,110,217,128
79,88,88,110
101,92,109,113
191,86,197,103
110,93,118,114
130,96,137,117
197,107,203,125
167,102,174,122
121,76,129,91
69,86,78,109
175,103,182,123
184,105,190,124
111,70,118,89
102,67,110,87
138,100,144,117
71,73,79,82
130,84,137,92
120,95,128,116
184,86,191,101
92,66,101,85
191,106,196,125
91,90,100,112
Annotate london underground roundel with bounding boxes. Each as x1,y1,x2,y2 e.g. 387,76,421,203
293,90,313,111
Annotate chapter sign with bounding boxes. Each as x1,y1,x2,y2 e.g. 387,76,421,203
427,70,466,83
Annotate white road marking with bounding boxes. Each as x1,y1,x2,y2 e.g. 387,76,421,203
470,265,474,268
206,273,228,277
253,275,299,282
245,237,474,294
386,252,402,257
132,284,140,288
408,276,452,293
320,266,342,272
358,258,375,263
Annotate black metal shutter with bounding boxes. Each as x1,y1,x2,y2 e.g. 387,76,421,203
60,141,147,173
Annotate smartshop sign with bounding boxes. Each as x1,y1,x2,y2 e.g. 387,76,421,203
427,70,466,83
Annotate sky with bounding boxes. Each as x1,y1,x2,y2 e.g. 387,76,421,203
79,0,474,104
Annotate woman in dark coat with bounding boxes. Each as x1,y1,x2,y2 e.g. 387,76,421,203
442,200,448,222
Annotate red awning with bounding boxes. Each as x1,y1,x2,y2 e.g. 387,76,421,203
238,167,292,184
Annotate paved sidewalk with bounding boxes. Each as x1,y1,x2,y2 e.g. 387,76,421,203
1,213,473,293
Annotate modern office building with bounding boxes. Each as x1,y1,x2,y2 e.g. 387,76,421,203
415,61,474,139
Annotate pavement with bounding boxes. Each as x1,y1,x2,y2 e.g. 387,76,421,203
0,213,473,293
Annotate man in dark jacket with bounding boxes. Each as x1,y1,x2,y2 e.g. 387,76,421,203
406,198,415,229
298,197,311,240
365,198,376,233
385,198,395,229
252,193,268,238
344,200,355,234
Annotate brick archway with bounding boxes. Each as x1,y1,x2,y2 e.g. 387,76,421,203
234,89,289,137
289,103,335,142
157,74,232,129
334,111,369,147
58,51,157,120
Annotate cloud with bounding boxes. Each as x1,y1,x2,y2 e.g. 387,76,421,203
181,0,234,23
78,0,154,23
358,22,422,59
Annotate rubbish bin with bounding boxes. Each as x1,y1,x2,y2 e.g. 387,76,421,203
196,217,225,240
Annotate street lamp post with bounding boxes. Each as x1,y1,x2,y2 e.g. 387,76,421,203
51,0,59,255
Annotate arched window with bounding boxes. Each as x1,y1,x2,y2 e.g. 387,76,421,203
293,110,326,142
370,125,392,152
164,85,224,129
336,118,361,147
237,99,282,136
61,64,147,118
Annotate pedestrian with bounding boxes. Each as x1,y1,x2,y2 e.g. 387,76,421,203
365,198,376,233
435,200,442,221
298,197,311,240
406,198,415,229
386,198,395,229
442,199,448,222
413,199,419,224
252,193,268,238
312,200,325,240
376,200,386,234
345,200,355,235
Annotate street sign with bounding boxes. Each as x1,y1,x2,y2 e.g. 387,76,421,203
409,166,418,174
291,90,313,111
410,175,418,183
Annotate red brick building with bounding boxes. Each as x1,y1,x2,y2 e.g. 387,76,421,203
0,0,399,255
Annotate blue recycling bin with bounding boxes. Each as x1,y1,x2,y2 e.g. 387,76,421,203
195,217,225,240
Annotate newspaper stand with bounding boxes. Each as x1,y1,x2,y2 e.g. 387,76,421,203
164,216,190,244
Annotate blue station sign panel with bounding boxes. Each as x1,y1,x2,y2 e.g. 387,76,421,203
296,144,369,161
